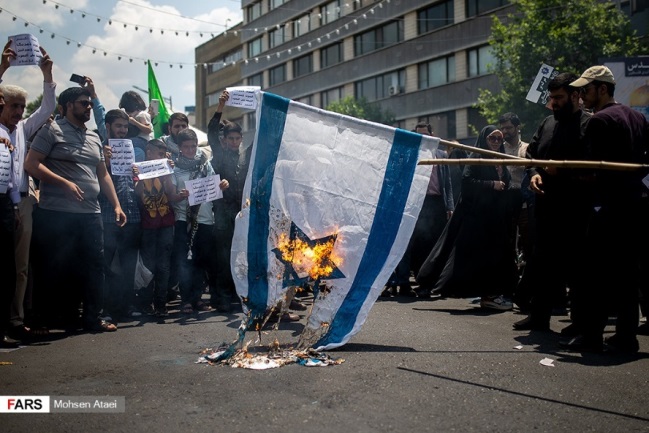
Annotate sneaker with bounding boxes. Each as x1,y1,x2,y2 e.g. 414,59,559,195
480,295,513,311
154,307,169,318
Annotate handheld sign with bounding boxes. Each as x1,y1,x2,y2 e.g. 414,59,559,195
133,158,173,180
185,174,223,206
225,86,260,110
0,145,11,194
108,139,136,176
8,34,43,67
526,64,559,106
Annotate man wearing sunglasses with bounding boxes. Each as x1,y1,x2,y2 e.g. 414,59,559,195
24,86,126,334
564,66,648,353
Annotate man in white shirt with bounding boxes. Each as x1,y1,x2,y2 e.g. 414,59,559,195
0,43,56,340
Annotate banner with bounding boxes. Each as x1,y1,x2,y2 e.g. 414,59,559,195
230,92,436,350
147,60,171,138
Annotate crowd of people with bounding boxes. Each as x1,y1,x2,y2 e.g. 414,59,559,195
0,39,647,355
385,67,649,355
0,41,251,347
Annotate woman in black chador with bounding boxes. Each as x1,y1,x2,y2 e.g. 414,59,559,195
416,125,518,310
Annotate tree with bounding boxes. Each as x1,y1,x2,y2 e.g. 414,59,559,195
476,0,645,139
24,94,43,118
326,96,395,125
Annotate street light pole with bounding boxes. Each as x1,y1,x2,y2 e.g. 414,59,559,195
132,85,173,111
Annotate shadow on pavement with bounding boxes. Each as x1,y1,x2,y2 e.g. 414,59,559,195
397,366,649,423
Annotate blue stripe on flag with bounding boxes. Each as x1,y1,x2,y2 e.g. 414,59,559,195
315,128,422,347
246,93,290,316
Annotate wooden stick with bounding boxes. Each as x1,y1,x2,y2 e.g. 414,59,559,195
435,138,521,160
418,158,649,171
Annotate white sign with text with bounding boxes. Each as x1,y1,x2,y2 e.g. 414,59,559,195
185,174,223,206
8,34,42,66
109,139,136,176
225,86,260,110
133,158,173,180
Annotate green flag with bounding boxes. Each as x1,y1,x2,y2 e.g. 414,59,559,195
147,60,170,138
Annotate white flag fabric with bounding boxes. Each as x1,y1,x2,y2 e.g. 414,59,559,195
231,92,438,350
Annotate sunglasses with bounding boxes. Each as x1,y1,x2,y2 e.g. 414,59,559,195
74,100,94,108
487,135,503,143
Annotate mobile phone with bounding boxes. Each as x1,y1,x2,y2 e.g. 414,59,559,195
69,73,86,85
150,99,160,117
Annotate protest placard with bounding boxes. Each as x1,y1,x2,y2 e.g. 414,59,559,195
185,174,223,206
108,139,135,176
0,146,11,194
225,86,260,110
132,158,173,180
8,34,42,67
526,64,559,106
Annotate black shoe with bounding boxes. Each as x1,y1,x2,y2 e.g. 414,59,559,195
380,286,394,298
513,316,550,331
558,335,603,353
1,335,21,348
604,334,639,354
560,323,580,338
637,322,649,336
414,288,431,299
399,286,417,297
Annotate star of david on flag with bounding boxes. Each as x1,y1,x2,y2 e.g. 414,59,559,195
231,92,438,350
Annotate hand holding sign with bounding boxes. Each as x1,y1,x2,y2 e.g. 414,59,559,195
132,158,174,180
185,175,223,206
8,34,43,67
225,86,260,110
108,139,136,176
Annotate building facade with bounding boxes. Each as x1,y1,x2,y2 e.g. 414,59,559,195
195,0,648,141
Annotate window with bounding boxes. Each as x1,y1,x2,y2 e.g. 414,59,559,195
248,37,263,58
468,45,495,77
419,112,456,140
354,69,405,102
296,95,313,105
418,55,455,89
268,0,285,10
269,64,286,86
321,87,343,108
247,2,262,22
320,42,343,68
207,92,220,107
246,112,257,130
293,14,311,38
293,54,313,78
209,49,243,73
468,107,488,134
418,1,454,34
321,1,341,26
466,0,508,17
354,20,403,56
248,72,263,88
268,26,286,49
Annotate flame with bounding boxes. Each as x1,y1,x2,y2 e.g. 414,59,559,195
277,232,343,280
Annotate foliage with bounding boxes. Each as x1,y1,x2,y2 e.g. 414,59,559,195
476,0,645,140
24,94,44,118
326,96,395,125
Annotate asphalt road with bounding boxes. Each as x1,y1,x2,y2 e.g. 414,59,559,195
2,294,648,433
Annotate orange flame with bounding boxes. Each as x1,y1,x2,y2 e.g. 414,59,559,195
277,232,343,280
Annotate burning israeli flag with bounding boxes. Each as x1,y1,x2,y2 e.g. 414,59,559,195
231,92,437,351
